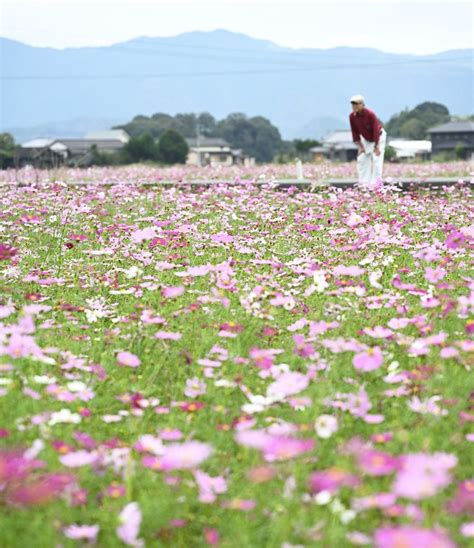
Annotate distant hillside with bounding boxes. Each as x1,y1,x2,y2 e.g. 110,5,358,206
1,29,473,141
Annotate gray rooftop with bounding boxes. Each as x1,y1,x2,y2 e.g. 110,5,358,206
186,137,231,147
428,121,474,133
50,139,125,152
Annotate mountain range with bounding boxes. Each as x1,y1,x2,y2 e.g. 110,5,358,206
1,29,473,142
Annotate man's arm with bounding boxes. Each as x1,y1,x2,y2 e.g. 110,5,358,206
350,115,364,154
370,111,382,146
349,114,361,144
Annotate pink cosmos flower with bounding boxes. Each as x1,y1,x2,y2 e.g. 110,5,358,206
266,371,309,400
446,479,474,514
64,524,100,543
249,347,280,370
333,265,365,276
460,522,474,538
59,450,98,467
425,266,446,283
159,441,213,471
116,502,143,547
353,346,384,372
374,525,455,548
211,232,234,243
363,326,393,339
154,331,182,340
308,468,360,494
204,527,220,545
352,492,397,511
130,227,157,244
357,449,400,476
445,230,466,250
161,286,185,298
184,377,207,398
117,351,141,368
235,429,314,462
0,244,18,261
292,334,316,357
392,452,457,500
194,470,228,503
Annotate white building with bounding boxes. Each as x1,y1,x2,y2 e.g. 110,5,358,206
185,137,255,167
388,139,431,160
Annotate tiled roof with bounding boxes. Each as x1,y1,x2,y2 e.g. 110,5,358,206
428,121,474,133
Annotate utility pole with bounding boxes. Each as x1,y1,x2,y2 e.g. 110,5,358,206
196,120,202,166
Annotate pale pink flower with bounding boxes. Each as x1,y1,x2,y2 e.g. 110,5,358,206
117,351,141,368
64,524,100,543
194,470,228,503
116,502,143,547
161,286,185,298
353,347,384,372
154,331,182,340
425,266,446,283
357,449,400,476
266,371,309,400
374,525,455,548
333,265,365,276
59,450,98,467
130,227,156,243
184,377,207,398
159,441,213,470
460,522,474,538
392,452,457,500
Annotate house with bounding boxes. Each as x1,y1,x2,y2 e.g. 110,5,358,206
84,129,130,143
388,139,432,161
14,138,64,168
185,137,255,167
427,120,474,160
309,130,358,162
15,137,126,168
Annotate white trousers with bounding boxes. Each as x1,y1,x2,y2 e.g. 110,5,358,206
357,128,387,184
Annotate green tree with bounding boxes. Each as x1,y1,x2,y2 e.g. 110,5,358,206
120,132,160,163
454,142,466,159
0,132,16,169
384,144,397,162
385,101,450,139
157,129,189,164
293,139,321,153
399,118,426,139
216,113,284,163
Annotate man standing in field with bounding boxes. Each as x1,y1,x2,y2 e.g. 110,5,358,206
349,94,387,185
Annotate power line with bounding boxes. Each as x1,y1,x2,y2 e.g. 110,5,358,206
2,55,471,81
102,43,473,70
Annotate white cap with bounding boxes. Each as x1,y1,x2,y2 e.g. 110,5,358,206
350,94,365,103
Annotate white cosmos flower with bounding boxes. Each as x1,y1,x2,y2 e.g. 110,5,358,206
314,414,338,439
49,408,82,426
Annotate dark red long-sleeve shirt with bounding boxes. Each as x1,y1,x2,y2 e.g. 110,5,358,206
349,107,383,145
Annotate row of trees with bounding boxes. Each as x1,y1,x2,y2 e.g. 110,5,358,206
384,101,474,140
91,130,189,166
115,112,287,164
2,102,472,169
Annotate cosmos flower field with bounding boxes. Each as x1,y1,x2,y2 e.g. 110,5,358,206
0,164,473,547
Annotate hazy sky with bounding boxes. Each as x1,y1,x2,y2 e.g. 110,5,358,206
1,0,473,54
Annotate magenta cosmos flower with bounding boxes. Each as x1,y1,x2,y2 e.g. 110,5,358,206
235,429,314,462
309,467,360,494
357,449,400,476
